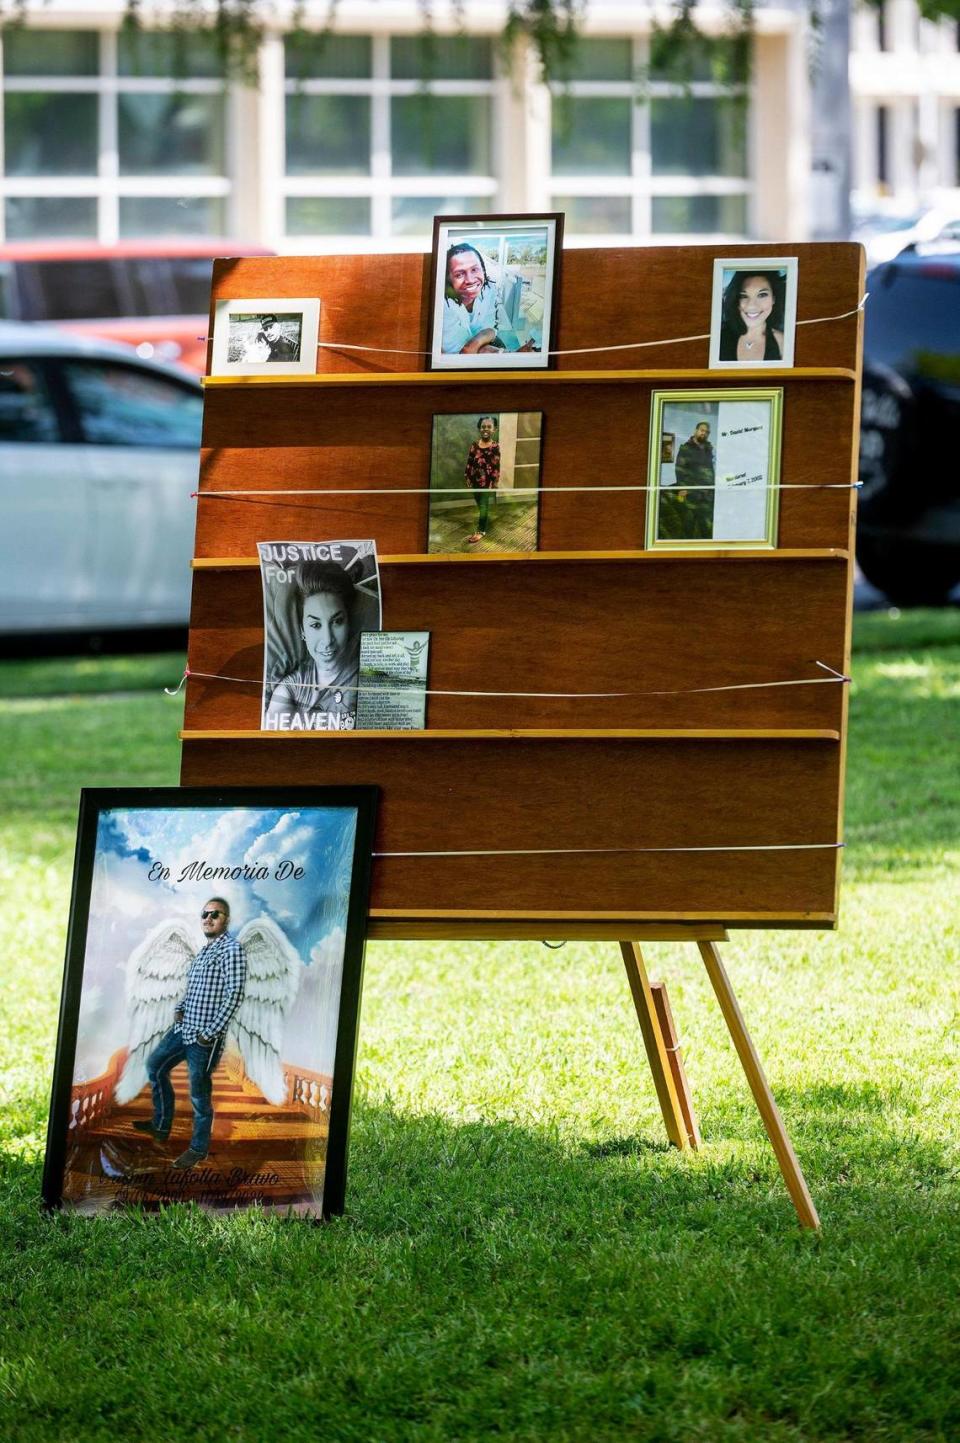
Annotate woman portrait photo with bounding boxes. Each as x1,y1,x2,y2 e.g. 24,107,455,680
428,411,542,553
258,543,382,731
709,257,797,370
429,214,562,371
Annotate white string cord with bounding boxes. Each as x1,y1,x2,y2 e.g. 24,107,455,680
195,480,862,498
166,659,848,699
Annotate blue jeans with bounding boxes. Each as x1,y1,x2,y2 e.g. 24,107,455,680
145,1026,224,1156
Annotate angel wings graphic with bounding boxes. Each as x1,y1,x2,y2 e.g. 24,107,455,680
114,917,301,1108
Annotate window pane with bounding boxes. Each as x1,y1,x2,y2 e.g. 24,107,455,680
651,194,748,235
391,96,491,175
62,362,202,447
286,197,371,235
284,33,371,80
391,35,493,80
3,28,98,76
649,33,747,84
4,94,98,176
0,362,60,443
119,196,226,237
118,94,225,175
554,37,632,82
650,98,747,177
117,28,223,78
285,96,371,175
551,97,631,176
5,196,98,240
552,195,632,234
391,196,490,236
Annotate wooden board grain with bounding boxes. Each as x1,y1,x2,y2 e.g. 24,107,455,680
181,733,840,918
207,243,863,375
184,557,848,732
195,377,857,557
186,242,863,928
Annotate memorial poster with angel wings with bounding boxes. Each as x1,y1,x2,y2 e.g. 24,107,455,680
42,787,378,1218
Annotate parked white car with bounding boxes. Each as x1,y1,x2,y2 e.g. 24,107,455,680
0,322,201,635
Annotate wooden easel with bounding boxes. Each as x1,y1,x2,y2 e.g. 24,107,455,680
621,934,818,1229
183,242,862,1233
368,914,819,1228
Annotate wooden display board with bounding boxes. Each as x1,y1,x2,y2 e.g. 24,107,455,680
181,242,864,1228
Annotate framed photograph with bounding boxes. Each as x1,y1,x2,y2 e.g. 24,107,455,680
428,213,563,371
258,540,382,732
428,411,543,553
210,297,321,376
646,389,783,550
42,786,378,1218
708,258,798,370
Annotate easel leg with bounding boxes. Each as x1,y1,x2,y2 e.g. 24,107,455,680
619,941,689,1151
697,940,820,1230
651,981,701,1149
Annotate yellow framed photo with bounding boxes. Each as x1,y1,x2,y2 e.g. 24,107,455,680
646,388,784,550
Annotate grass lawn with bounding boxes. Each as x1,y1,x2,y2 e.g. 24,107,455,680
1,615,958,1441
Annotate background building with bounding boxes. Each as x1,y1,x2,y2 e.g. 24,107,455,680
0,0,957,251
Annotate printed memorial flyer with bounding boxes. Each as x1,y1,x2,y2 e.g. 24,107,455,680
49,800,370,1216
259,541,382,731
356,632,430,730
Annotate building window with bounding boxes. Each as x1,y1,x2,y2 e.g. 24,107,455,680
548,36,751,240
877,105,890,186
282,33,499,244
1,28,230,242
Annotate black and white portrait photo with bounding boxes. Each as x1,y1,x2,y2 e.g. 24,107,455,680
211,296,321,376
258,540,383,732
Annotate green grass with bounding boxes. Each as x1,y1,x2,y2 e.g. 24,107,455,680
1,617,959,1442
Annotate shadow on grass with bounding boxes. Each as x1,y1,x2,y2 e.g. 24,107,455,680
6,1077,955,1240
3,1082,959,1441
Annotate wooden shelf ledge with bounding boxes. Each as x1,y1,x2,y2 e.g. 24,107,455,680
202,366,856,387
366,913,834,938
181,727,841,742
191,548,850,570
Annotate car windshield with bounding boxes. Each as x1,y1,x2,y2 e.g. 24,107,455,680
8,257,215,321
866,263,960,379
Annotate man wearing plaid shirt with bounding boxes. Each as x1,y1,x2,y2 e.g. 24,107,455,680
135,897,247,1169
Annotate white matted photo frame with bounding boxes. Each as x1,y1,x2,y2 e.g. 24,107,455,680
646,388,784,550
708,258,798,370
42,785,378,1219
428,213,563,371
210,297,321,376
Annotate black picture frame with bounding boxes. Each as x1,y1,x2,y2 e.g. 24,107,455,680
41,785,378,1220
427,212,564,372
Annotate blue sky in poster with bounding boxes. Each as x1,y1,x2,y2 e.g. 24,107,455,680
74,805,358,1081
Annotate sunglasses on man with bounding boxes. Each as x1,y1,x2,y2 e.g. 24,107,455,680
201,909,225,920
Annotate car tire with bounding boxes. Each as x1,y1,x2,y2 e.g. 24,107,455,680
856,531,960,607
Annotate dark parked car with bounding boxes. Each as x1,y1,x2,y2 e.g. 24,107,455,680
857,245,960,605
